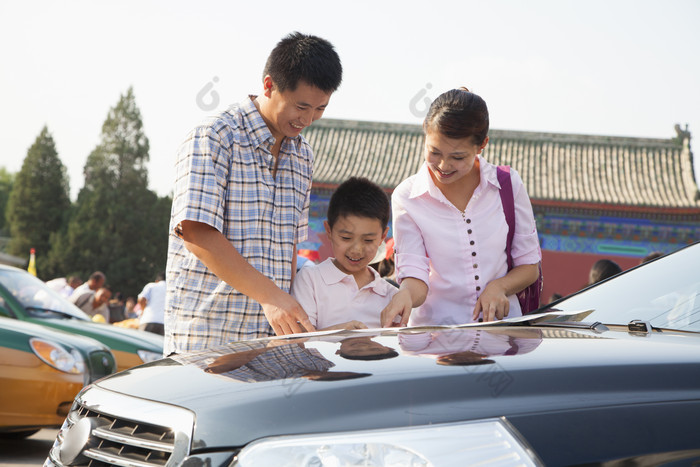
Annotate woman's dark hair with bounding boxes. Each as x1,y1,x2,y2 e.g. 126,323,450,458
327,177,391,230
423,87,489,145
588,259,622,285
263,32,343,93
338,349,399,361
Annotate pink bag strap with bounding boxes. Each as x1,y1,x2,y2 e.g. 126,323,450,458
496,165,515,270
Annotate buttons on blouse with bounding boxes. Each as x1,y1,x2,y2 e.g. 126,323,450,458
464,214,478,288
470,329,481,350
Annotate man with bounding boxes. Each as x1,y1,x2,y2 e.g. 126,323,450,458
70,271,106,299
165,32,343,355
137,272,166,335
46,275,83,298
71,286,112,322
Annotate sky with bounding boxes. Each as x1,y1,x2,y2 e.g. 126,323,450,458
1,0,699,200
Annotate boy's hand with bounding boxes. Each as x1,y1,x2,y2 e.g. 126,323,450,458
262,291,316,336
380,289,413,327
472,281,509,322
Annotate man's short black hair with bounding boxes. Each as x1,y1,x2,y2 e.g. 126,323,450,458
263,32,342,93
327,177,390,230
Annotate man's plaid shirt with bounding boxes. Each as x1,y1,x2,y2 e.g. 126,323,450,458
164,97,312,355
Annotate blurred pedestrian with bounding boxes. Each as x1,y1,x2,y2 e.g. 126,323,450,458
71,286,112,322
46,275,83,298
641,251,664,264
70,271,106,299
588,259,622,285
547,293,563,304
138,272,166,335
108,292,126,323
124,296,138,319
376,238,398,288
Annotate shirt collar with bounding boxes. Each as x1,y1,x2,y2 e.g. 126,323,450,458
409,156,501,200
319,258,395,296
240,95,303,155
480,158,501,190
408,163,435,199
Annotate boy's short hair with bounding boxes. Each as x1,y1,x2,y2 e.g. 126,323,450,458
327,177,391,230
263,32,343,93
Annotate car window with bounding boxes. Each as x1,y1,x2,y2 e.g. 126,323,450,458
543,242,700,332
0,269,91,321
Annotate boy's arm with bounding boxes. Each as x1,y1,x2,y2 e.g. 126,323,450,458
180,220,315,335
380,277,428,327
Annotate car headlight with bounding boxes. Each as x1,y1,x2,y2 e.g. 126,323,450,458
29,338,85,374
234,418,541,466
137,349,162,363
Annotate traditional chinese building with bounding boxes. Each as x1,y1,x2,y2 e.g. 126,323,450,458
301,120,700,301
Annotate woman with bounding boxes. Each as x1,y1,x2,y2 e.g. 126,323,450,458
381,87,541,326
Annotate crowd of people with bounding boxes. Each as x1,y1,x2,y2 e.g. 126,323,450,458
46,270,166,335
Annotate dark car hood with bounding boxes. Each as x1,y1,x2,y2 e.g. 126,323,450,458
96,324,700,449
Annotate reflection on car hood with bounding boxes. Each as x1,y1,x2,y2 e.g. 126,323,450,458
96,324,700,449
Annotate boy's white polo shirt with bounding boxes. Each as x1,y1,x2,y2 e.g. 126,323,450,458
291,258,399,330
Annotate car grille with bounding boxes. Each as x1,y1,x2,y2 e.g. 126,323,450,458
47,386,194,467
86,350,116,383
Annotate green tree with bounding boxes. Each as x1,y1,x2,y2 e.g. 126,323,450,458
50,87,170,298
0,167,16,238
6,127,70,277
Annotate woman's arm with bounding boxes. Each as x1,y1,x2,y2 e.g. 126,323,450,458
382,183,431,327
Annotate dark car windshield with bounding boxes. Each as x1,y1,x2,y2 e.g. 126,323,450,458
0,269,91,321
541,242,700,332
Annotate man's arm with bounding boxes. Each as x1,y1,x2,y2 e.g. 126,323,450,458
180,220,315,335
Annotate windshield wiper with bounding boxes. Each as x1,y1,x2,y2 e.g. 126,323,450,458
627,319,654,334
534,320,609,333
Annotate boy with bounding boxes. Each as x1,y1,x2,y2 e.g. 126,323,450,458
165,32,343,355
291,177,397,330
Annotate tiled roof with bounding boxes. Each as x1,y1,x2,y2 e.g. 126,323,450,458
303,119,700,210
